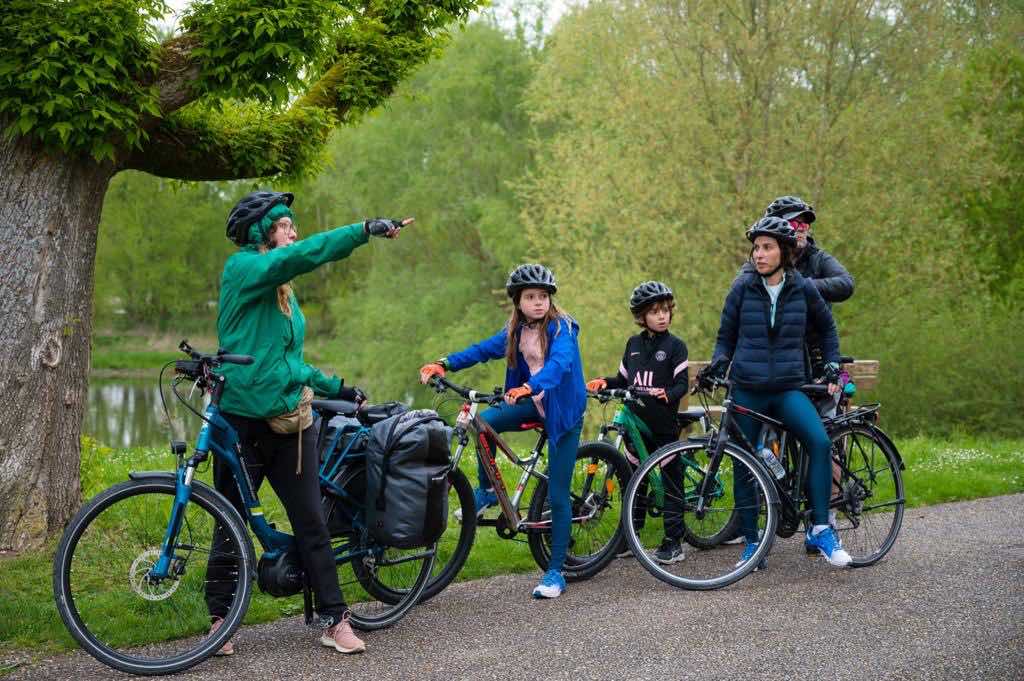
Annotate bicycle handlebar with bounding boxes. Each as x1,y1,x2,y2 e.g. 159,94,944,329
427,375,536,405
175,340,254,377
587,388,643,405
428,375,504,405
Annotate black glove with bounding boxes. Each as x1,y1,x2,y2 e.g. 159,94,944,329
363,218,402,237
823,362,841,384
697,357,730,388
336,385,367,404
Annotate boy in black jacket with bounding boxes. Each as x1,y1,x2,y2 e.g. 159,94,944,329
586,281,689,563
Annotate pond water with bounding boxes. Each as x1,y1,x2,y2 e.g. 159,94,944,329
84,377,206,448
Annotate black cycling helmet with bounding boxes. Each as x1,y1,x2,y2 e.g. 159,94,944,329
506,263,557,297
629,281,674,313
746,216,799,247
226,191,294,246
764,195,816,223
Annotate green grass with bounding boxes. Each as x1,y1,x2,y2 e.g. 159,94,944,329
89,331,219,374
1,433,1020,660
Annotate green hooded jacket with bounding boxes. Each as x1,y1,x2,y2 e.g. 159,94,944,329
216,221,368,418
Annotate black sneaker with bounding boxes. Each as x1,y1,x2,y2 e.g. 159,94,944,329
654,538,685,564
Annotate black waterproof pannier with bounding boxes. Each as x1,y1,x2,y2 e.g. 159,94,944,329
365,409,452,549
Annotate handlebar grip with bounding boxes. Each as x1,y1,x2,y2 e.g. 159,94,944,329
800,384,831,396
219,354,254,365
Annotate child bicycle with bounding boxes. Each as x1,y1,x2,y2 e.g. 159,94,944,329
53,342,434,676
587,388,739,552
417,375,631,598
621,364,906,591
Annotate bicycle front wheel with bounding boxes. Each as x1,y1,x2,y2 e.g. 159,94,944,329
416,467,476,603
322,466,434,630
53,477,255,676
526,441,632,581
829,423,905,566
623,441,778,590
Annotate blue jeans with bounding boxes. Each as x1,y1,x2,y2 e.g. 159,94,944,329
732,387,833,542
479,402,581,573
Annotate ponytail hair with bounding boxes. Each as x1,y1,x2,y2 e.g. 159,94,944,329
259,218,294,318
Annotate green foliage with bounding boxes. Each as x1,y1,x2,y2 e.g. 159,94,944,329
91,3,1023,437
951,5,1024,299
2,0,482,178
181,0,342,105
0,0,166,161
167,98,337,180
518,0,1024,436
94,172,236,325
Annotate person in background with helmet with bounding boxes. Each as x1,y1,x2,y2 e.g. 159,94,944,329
207,190,412,656
702,217,851,569
419,264,586,599
585,281,690,564
737,196,854,379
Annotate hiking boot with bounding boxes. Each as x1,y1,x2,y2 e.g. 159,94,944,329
735,541,767,572
320,612,366,654
454,487,499,521
531,569,566,599
207,616,234,657
654,538,686,564
805,526,852,567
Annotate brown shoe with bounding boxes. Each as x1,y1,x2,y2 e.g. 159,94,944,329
320,613,365,654
208,616,235,656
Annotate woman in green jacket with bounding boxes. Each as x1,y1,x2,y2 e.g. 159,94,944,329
205,190,410,656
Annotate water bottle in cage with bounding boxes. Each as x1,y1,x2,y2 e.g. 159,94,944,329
756,425,785,480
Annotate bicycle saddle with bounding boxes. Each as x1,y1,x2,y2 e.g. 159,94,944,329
676,411,705,429
312,399,359,417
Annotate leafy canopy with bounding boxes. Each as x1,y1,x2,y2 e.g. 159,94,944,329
0,0,480,175
0,0,167,161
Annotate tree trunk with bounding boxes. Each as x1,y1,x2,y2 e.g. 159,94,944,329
0,134,114,551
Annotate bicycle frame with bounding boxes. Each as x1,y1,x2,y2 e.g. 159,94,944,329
696,380,886,527
449,400,551,533
150,375,296,580
152,379,397,583
592,393,725,510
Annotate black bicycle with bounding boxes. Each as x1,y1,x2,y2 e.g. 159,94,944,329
622,364,905,590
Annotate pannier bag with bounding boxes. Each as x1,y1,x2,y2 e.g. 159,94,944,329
365,409,452,549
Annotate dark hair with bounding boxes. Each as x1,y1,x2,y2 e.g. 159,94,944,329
748,236,797,270
633,298,675,328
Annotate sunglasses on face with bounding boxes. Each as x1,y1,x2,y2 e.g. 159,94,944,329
789,219,811,232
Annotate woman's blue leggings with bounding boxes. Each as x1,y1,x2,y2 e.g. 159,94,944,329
732,387,833,542
479,402,581,573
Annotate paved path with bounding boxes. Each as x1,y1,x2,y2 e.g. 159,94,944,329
9,494,1024,680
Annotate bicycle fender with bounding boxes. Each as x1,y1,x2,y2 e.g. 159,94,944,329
866,425,906,471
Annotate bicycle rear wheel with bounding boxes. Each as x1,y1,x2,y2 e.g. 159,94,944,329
322,467,433,630
623,441,778,590
526,441,632,581
828,423,905,566
53,477,254,676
